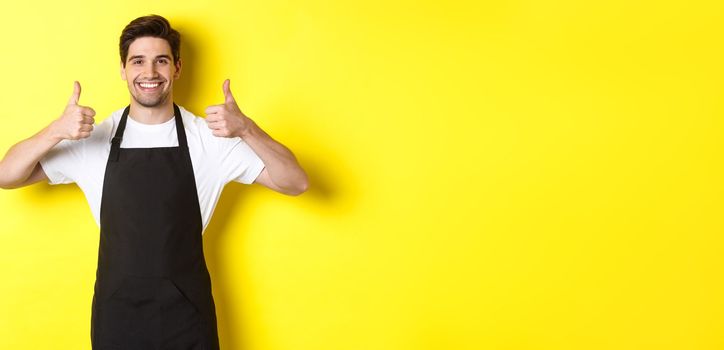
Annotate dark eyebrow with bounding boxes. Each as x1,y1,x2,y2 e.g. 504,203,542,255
127,54,172,62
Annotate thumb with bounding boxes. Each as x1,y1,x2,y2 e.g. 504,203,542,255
68,81,81,105
223,79,236,105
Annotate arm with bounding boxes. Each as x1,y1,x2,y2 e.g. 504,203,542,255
239,120,309,196
204,79,309,196
0,128,59,189
0,81,96,189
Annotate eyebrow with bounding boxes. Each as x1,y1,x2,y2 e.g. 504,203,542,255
127,54,172,62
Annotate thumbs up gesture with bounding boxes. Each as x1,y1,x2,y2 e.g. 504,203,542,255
50,81,96,140
204,79,253,138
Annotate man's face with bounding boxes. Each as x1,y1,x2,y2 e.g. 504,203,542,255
121,36,181,108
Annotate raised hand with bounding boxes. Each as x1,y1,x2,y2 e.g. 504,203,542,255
204,79,253,138
51,81,96,140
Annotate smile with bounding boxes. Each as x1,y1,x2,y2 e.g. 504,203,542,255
137,81,163,91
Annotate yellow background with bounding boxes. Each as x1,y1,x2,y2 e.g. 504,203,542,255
1,0,723,349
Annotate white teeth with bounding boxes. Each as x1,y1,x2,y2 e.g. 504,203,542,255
139,82,161,88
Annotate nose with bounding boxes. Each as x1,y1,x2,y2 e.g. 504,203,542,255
143,62,159,78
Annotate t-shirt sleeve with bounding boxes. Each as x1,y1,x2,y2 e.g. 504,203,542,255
217,137,266,185
38,138,86,185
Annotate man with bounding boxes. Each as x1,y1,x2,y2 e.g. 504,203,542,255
0,15,308,349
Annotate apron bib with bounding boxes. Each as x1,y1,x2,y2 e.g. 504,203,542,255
90,104,220,350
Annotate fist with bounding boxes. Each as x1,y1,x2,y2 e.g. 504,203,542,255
52,81,96,140
204,79,253,138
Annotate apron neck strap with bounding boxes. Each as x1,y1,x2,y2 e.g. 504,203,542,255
172,104,189,150
109,103,187,162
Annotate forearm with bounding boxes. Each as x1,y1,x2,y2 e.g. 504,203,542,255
0,123,62,188
238,121,308,192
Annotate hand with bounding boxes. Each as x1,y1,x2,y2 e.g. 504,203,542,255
50,81,96,141
204,79,253,138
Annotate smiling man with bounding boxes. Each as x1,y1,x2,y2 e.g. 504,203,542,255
0,14,308,349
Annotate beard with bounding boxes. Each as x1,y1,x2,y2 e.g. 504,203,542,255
130,81,171,107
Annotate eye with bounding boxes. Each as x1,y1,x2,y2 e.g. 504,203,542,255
132,59,142,65
157,58,168,64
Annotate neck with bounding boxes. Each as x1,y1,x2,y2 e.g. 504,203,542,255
128,98,175,125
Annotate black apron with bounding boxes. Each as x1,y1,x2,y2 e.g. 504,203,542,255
90,104,220,350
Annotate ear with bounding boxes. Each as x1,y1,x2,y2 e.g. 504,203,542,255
174,58,182,80
120,61,127,81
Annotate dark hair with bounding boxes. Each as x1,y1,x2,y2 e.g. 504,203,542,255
119,14,181,67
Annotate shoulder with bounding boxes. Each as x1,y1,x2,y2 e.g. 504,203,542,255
177,105,209,136
95,107,125,142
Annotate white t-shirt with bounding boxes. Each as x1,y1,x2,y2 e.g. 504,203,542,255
39,105,265,234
